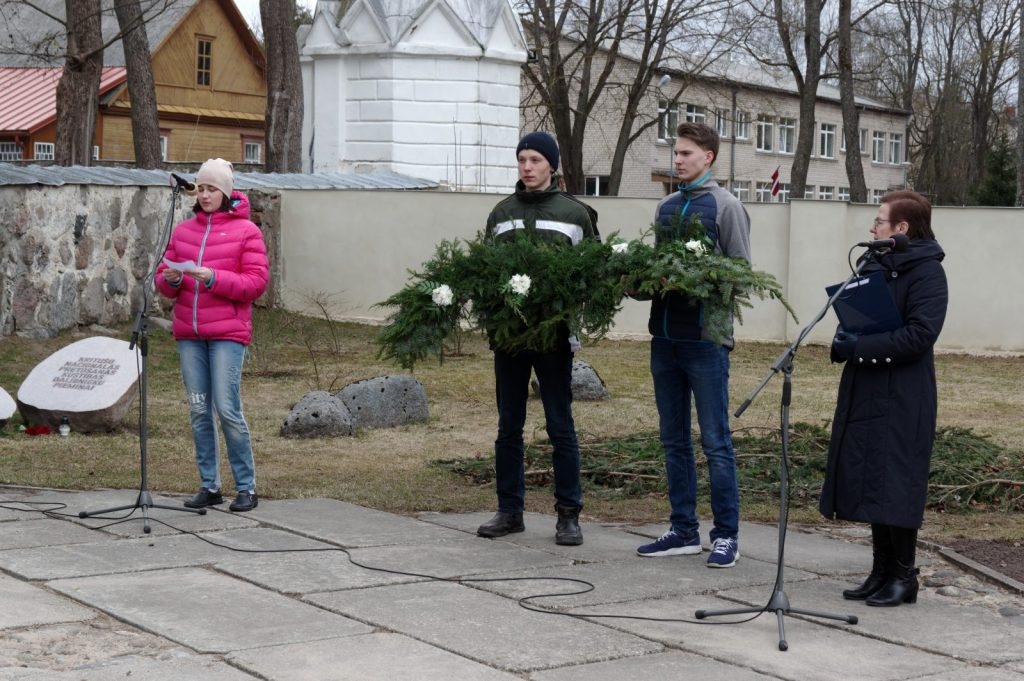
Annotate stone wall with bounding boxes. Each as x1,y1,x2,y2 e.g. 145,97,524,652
0,185,281,338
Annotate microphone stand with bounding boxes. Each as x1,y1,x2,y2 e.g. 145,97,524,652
694,250,882,650
80,180,206,533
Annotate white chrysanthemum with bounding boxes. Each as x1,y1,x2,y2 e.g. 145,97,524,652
508,274,532,296
685,239,707,255
431,284,454,307
611,242,629,254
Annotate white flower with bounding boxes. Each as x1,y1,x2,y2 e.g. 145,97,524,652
508,274,532,297
685,239,707,255
611,242,629,254
431,284,454,307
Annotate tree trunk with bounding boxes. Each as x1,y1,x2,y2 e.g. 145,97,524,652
1017,6,1024,207
261,0,303,172
113,0,162,168
55,0,103,166
837,0,866,202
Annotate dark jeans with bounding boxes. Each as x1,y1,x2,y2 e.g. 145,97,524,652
493,348,582,513
650,337,739,542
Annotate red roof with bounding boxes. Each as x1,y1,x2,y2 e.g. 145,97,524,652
0,67,128,135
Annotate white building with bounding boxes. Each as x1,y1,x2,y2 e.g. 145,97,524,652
299,0,527,192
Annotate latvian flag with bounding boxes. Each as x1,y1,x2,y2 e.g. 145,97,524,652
770,166,780,197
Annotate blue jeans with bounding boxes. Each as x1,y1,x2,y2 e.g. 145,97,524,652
650,337,739,542
493,348,582,513
178,340,256,493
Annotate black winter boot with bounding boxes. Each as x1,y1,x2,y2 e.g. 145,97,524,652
554,504,583,546
477,511,525,538
843,523,891,600
866,527,919,607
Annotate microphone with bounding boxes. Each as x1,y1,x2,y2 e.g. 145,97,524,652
170,172,197,194
857,233,909,252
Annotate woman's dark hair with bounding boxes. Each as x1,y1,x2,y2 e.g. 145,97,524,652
191,193,233,213
882,190,934,240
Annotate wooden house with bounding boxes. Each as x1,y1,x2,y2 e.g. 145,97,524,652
0,0,266,166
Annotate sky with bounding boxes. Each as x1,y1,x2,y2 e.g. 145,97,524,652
231,0,318,32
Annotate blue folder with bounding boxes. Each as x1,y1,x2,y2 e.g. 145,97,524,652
825,271,903,334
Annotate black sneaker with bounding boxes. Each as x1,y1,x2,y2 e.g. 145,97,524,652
229,490,258,512
184,488,223,509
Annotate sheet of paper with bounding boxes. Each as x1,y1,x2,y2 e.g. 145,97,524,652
162,257,198,273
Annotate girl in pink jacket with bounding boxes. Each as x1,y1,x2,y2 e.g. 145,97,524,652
156,158,268,512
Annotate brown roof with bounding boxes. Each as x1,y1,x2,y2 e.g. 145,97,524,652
0,67,127,135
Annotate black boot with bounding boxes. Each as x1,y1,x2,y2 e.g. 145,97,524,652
477,511,524,538
867,527,919,607
843,523,891,600
554,504,583,546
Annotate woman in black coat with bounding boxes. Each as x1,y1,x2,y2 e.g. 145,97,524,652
819,190,948,607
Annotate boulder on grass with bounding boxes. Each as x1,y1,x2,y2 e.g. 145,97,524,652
16,336,140,433
280,391,354,438
531,359,609,401
0,386,15,430
336,375,429,429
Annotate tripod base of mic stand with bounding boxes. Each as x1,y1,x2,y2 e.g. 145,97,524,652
79,490,206,534
695,588,858,651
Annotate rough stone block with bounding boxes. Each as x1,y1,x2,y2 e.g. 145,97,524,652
336,375,428,429
280,390,354,438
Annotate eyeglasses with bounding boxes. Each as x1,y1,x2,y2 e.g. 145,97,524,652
872,218,891,226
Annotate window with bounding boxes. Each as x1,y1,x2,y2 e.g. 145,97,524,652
859,128,868,155
731,180,750,201
872,131,886,162
888,132,903,165
0,141,22,161
804,186,816,200
196,37,212,87
160,135,168,162
755,181,773,203
778,117,796,154
756,115,773,152
819,123,836,159
818,185,834,200
658,100,678,141
685,104,705,124
585,175,610,196
715,110,730,138
244,141,262,164
34,142,55,160
871,189,885,204
734,111,749,139
776,183,790,203
92,145,99,160
838,186,850,201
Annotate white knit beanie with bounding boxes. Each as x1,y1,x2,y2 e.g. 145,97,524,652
196,158,234,198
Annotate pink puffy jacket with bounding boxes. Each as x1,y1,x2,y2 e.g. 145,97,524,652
155,191,269,345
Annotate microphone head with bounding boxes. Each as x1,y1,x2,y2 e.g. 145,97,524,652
890,233,909,252
168,173,198,196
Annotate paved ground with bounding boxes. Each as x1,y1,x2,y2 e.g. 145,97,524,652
1,485,1023,681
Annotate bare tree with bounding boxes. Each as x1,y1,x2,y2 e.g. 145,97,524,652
837,0,867,202
113,0,161,168
55,0,104,165
1017,4,1024,207
517,0,734,195
260,0,303,172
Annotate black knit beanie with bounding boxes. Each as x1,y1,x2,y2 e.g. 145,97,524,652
516,131,560,172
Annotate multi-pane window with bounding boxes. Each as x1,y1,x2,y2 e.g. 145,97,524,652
685,104,705,124
819,123,836,159
731,180,750,202
658,100,678,141
872,131,886,162
776,183,790,203
244,141,262,164
34,142,55,160
888,133,903,165
0,142,22,160
818,185,834,200
859,128,868,154
838,187,851,201
755,181,773,202
871,189,885,204
756,115,773,152
715,110,730,138
196,37,212,87
804,186,816,200
778,117,796,154
734,111,749,139
585,175,610,196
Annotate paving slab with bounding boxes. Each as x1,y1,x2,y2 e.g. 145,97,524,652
48,567,373,654
721,578,1024,666
306,580,662,672
571,596,963,681
230,633,523,681
0,517,109,549
0,488,51,522
913,669,1024,681
0,652,259,680
248,497,469,546
0,573,95,630
529,650,780,681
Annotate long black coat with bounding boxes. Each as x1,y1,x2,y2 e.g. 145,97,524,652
819,239,948,529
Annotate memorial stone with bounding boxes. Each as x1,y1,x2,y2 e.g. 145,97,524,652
0,386,15,429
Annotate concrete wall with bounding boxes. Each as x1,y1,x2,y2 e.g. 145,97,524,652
278,190,1024,355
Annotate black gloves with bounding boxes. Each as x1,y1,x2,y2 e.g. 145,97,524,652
831,330,859,362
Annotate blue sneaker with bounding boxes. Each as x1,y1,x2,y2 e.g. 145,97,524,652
636,530,702,557
707,537,739,568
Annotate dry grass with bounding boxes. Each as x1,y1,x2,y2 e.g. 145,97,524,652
1,308,1021,543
